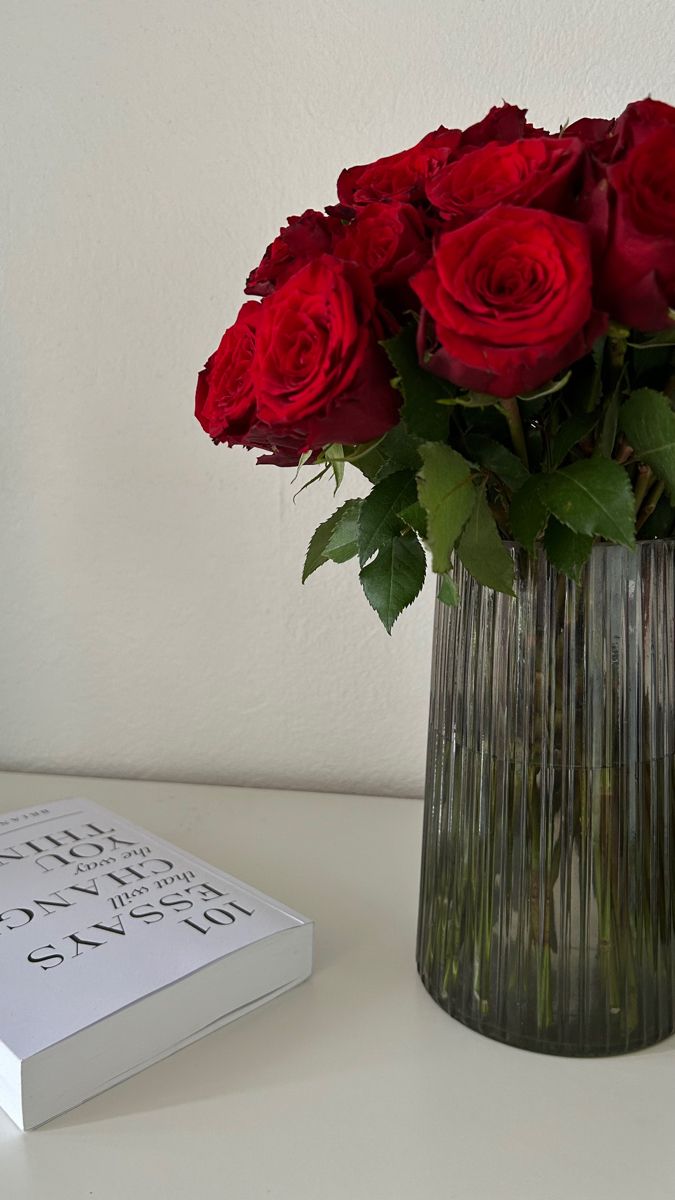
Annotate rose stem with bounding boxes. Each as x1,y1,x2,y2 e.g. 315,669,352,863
633,465,654,513
500,397,529,469
636,479,665,532
614,437,634,465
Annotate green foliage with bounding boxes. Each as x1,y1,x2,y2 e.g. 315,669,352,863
293,464,330,502
380,425,424,469
438,575,459,606
290,449,314,484
628,322,675,349
382,327,452,441
518,370,571,402
549,415,597,469
302,499,362,582
456,489,515,596
324,502,362,563
437,390,500,408
359,534,426,633
416,443,476,573
595,390,621,459
512,460,636,552
543,518,593,583
510,476,550,553
348,425,422,483
357,469,417,565
467,436,529,492
293,315,675,629
540,459,636,547
620,389,675,502
323,443,345,492
398,501,428,538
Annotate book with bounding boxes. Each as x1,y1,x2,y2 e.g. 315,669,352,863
0,796,313,1130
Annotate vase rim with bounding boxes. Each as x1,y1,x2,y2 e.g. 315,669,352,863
500,537,675,550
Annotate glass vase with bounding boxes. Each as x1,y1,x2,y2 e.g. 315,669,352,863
417,540,675,1056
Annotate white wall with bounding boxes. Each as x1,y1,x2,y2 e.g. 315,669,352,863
1,1,673,798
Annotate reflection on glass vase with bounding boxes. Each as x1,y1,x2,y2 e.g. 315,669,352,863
417,540,675,1056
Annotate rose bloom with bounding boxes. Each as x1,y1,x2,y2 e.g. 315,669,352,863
598,123,675,328
245,209,338,297
566,98,675,165
611,97,675,157
332,201,430,292
426,136,584,226
337,126,461,206
195,303,321,465
564,116,616,157
459,102,548,148
412,206,607,398
195,301,261,440
251,255,399,448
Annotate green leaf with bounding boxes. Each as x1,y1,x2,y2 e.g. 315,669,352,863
595,388,621,458
438,575,459,606
377,424,423,471
323,443,345,493
416,443,476,573
456,489,515,596
518,370,571,402
510,475,550,553
543,518,593,583
324,500,362,563
437,390,499,408
293,464,330,502
290,449,314,485
359,534,426,633
619,388,675,501
382,327,451,441
347,443,388,483
302,499,361,582
398,501,427,538
549,414,596,469
347,424,422,482
357,469,417,565
467,436,529,491
628,323,675,349
540,458,636,547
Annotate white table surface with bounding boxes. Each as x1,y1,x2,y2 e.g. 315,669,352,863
0,771,673,1200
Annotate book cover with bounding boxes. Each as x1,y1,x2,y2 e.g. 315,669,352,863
0,796,312,1124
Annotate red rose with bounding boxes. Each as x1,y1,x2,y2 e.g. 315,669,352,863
573,98,675,170
195,301,261,439
564,117,614,143
425,136,584,226
195,302,337,466
596,124,675,328
251,255,399,447
612,97,675,157
333,201,430,292
460,103,548,148
412,206,607,398
337,126,461,206
564,116,616,159
245,210,338,297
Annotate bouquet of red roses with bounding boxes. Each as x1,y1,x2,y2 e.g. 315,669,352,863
195,100,675,630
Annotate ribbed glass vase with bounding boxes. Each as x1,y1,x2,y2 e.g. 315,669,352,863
417,540,675,1056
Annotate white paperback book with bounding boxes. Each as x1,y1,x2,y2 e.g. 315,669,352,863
0,797,313,1130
